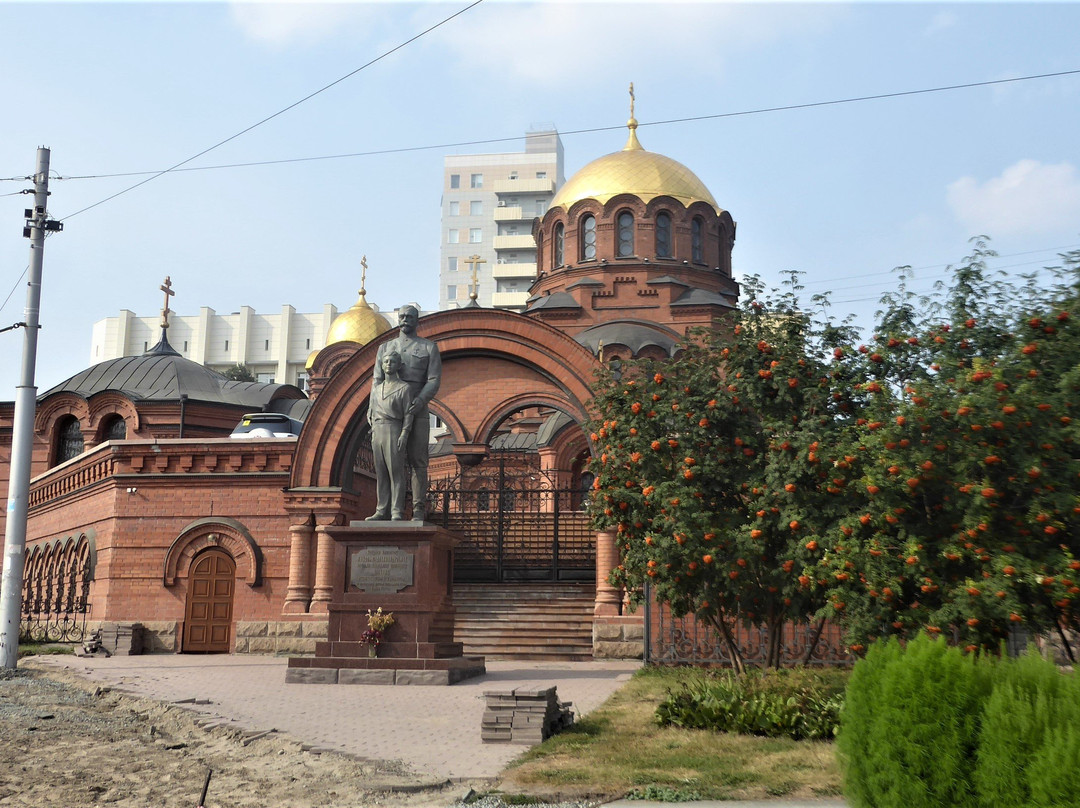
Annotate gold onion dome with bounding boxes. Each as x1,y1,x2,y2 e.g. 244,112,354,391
307,263,391,370
324,288,391,345
550,112,721,213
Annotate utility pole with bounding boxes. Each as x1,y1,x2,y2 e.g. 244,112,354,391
1,147,58,669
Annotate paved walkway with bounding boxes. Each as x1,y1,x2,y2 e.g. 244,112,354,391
29,654,850,807
30,654,640,781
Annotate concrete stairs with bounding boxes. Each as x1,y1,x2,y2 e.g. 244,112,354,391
453,583,595,661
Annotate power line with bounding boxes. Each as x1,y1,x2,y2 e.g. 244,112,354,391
6,66,1076,188
797,243,1080,290
55,0,485,222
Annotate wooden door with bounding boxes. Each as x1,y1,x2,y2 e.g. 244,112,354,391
183,550,235,653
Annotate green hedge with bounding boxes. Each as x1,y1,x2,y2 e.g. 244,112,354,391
655,667,847,741
839,634,1080,808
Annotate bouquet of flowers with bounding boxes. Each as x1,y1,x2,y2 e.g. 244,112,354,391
363,607,394,648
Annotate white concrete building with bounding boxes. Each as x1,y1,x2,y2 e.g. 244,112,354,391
439,127,564,311
90,304,341,389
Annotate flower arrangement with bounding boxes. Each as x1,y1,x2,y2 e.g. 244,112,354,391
363,607,394,648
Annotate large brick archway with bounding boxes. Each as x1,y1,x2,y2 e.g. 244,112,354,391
290,309,600,493
282,309,602,614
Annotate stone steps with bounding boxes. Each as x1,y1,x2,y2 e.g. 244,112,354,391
453,584,595,661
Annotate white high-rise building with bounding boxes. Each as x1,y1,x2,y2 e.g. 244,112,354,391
439,127,564,311
90,304,341,389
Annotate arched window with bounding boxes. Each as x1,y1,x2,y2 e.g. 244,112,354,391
102,415,127,441
554,223,565,268
55,416,85,464
691,216,704,264
581,215,596,261
655,212,672,258
617,211,634,257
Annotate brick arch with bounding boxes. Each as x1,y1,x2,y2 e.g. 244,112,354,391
85,392,141,439
163,518,262,587
291,309,600,490
34,393,90,437
472,393,588,449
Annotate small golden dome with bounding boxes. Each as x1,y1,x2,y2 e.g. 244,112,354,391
305,348,321,372
324,288,392,348
550,120,721,213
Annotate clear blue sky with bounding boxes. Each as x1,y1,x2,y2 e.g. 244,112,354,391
1,1,1078,396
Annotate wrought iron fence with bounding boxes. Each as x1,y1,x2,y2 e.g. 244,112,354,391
428,455,595,583
20,535,94,643
645,596,851,667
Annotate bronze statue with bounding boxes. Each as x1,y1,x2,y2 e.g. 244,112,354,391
366,351,414,521
368,305,441,521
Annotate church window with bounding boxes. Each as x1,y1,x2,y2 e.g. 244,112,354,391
554,223,565,267
617,211,634,257
655,212,672,258
103,415,127,441
55,416,84,464
692,217,704,263
581,215,596,261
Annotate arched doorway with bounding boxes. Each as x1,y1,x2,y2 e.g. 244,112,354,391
183,549,235,653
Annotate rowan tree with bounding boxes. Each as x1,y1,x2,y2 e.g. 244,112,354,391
589,274,865,669
817,243,1080,657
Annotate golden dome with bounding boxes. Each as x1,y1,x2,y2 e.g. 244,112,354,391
550,119,721,213
324,289,392,347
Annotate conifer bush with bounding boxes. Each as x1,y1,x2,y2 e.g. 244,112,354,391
839,635,988,808
841,635,1079,808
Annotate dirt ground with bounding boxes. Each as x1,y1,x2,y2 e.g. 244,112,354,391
0,662,483,808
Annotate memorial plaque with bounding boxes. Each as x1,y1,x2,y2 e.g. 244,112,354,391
349,546,414,593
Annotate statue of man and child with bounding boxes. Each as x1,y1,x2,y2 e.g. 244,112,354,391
366,304,441,522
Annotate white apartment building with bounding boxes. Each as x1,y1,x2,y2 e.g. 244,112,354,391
439,127,564,311
90,304,341,389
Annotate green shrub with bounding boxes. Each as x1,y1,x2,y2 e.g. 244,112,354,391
974,649,1072,807
655,667,847,741
842,636,1079,808
839,634,989,808
837,636,901,808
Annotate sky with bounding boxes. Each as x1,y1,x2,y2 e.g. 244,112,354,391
1,0,1079,397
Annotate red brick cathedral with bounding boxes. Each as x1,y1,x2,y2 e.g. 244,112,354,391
0,115,739,658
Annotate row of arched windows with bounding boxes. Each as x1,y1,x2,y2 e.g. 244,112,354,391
550,211,709,268
54,414,127,466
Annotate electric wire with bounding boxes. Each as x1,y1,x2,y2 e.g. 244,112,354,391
3,67,1075,187
55,0,485,222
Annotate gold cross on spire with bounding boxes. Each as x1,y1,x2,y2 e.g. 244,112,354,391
360,255,368,296
159,276,175,330
629,82,635,119
465,254,486,302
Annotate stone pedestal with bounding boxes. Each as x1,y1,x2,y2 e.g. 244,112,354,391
286,522,485,685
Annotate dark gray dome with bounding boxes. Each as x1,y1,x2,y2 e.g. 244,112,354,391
41,335,301,408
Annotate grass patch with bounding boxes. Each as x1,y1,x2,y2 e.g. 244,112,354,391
498,666,842,802
17,642,75,658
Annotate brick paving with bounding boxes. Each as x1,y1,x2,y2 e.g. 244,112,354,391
32,654,640,781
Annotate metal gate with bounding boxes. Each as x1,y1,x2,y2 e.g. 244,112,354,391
428,453,596,584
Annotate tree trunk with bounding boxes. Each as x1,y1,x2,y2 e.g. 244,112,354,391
711,610,745,674
801,617,827,667
765,611,785,669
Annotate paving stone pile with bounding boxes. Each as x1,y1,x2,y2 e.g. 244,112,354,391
481,686,574,744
